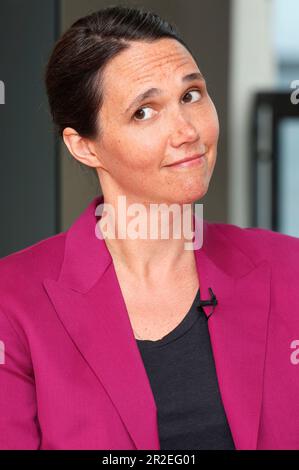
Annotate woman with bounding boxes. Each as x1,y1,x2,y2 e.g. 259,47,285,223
0,5,299,451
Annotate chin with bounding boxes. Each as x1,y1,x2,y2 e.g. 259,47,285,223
165,187,208,206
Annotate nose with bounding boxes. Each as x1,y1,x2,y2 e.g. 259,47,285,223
170,110,200,147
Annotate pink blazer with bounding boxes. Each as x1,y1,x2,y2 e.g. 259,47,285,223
1,194,299,450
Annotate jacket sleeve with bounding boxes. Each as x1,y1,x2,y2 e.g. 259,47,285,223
0,307,41,449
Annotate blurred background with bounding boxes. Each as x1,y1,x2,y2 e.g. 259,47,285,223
0,0,298,257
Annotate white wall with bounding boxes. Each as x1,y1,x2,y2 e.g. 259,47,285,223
228,0,276,227
273,0,299,62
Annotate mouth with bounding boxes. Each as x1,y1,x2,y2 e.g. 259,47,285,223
164,153,206,168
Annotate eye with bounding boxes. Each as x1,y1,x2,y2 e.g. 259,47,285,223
182,89,202,104
133,107,156,122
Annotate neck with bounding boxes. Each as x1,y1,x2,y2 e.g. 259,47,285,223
98,194,197,282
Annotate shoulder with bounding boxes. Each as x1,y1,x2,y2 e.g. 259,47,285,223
206,221,299,272
0,231,66,297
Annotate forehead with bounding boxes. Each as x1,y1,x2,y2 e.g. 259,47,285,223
102,38,199,95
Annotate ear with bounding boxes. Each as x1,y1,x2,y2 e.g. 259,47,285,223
62,127,105,169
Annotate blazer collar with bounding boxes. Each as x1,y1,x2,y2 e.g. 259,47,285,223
43,195,271,450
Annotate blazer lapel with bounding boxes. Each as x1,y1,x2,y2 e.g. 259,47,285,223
43,195,160,450
194,221,271,450
43,195,271,450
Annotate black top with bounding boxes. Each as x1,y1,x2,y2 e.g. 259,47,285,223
135,289,236,450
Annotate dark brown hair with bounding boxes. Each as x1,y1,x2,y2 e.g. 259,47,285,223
44,4,194,174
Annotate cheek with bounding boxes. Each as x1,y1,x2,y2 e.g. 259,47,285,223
119,132,163,170
206,105,220,143
200,114,219,145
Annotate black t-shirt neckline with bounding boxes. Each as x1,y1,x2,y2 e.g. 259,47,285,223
136,288,203,349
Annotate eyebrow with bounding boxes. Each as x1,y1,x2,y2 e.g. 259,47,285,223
124,72,205,115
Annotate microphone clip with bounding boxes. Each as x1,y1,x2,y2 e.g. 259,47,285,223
197,287,218,320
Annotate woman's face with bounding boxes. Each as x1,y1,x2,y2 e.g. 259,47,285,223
93,38,219,205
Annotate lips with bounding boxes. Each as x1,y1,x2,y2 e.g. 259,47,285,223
165,153,205,167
